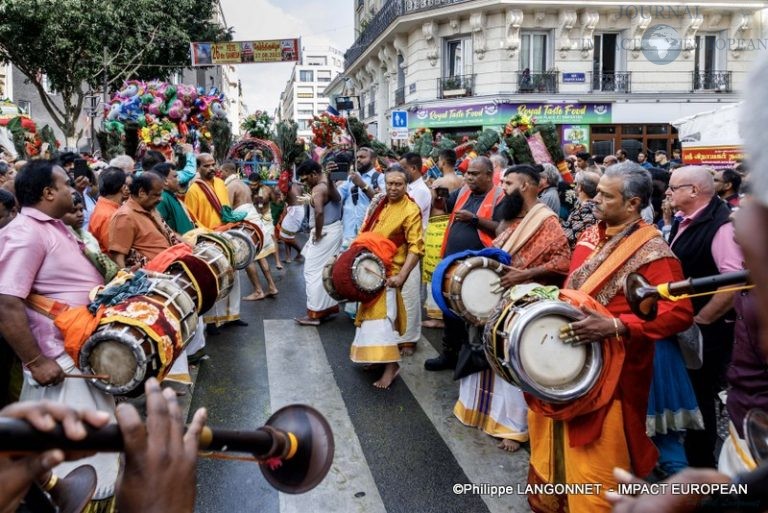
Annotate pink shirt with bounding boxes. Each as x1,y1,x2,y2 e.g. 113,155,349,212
673,203,744,273
0,207,104,358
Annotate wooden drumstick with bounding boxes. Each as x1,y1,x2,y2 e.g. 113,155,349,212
63,373,110,380
364,268,387,281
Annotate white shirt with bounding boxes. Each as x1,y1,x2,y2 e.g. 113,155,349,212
408,177,432,232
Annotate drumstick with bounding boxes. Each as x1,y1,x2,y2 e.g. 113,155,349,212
63,373,110,380
364,268,387,281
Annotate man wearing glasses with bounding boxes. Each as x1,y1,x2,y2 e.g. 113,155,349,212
666,166,744,469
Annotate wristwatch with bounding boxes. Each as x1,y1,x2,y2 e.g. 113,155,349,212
363,184,372,193
470,214,479,227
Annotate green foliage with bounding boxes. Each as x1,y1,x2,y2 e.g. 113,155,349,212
274,120,305,170
96,130,123,161
240,111,273,140
505,134,534,164
474,129,500,155
0,0,230,140
533,124,565,162
346,117,370,148
411,130,433,158
209,117,232,163
5,117,25,157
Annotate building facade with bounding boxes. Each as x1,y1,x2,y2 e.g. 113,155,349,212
342,0,768,157
278,46,345,140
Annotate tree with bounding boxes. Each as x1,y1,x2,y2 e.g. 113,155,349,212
0,0,230,146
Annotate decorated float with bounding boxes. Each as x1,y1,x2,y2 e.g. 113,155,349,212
0,98,60,159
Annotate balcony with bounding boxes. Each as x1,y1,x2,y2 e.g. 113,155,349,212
591,72,632,93
437,74,475,99
367,101,377,118
345,0,474,68
692,71,732,93
395,86,405,106
516,71,559,94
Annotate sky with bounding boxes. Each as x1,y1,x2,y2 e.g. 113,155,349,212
219,0,354,116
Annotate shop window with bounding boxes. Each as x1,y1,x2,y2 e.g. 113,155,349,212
592,126,616,135
623,125,643,135
646,125,668,135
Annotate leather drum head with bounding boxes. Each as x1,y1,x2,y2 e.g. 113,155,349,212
518,313,587,386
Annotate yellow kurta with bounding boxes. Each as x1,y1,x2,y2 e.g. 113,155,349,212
184,177,230,229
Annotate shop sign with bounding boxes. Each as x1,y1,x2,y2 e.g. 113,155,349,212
409,102,612,129
682,145,743,169
562,125,590,155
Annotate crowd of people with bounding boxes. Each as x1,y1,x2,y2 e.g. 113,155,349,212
2,64,768,513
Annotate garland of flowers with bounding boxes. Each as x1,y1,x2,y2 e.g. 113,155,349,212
310,113,347,147
240,111,273,140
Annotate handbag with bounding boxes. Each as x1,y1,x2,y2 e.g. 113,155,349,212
453,325,490,380
677,323,704,370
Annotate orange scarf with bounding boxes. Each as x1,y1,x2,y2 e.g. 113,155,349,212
441,185,503,256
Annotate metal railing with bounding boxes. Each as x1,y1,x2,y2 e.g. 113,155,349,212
591,71,632,93
345,0,474,68
692,71,732,92
437,74,475,99
395,86,405,106
516,71,559,94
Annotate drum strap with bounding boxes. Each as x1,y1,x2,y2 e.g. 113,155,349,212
576,224,660,297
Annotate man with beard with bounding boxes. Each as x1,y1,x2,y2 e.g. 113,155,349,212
338,147,386,248
453,164,571,452
527,162,692,513
425,157,504,371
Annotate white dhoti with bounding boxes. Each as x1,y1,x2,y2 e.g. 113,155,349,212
718,421,757,477
302,220,343,319
350,288,401,364
204,271,242,325
454,369,529,442
21,353,119,500
395,261,421,346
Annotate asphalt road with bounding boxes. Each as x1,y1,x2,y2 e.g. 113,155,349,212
189,254,531,513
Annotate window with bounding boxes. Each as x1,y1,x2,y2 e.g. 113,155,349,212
693,34,728,90
297,103,314,116
17,100,31,116
317,70,332,82
41,74,57,95
520,32,548,72
444,37,472,77
299,70,314,82
297,119,311,130
307,56,327,66
297,86,314,98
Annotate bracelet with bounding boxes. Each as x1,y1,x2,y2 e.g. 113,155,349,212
612,318,622,339
41,473,59,492
23,353,43,369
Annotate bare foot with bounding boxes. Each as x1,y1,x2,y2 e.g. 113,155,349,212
294,317,320,326
497,439,521,452
275,265,284,270
266,288,279,297
373,363,400,389
243,292,266,301
399,345,415,357
422,319,445,329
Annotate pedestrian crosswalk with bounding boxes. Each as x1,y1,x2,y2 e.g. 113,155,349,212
260,320,530,513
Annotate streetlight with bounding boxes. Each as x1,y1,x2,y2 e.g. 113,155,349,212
83,93,102,155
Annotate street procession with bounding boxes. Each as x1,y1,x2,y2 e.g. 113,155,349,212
3,0,768,512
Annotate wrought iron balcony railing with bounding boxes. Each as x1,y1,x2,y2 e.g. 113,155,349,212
345,0,474,68
692,71,732,92
437,74,475,99
516,71,559,94
591,71,632,93
394,86,405,106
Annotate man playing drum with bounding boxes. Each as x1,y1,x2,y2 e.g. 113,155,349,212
295,160,344,326
454,164,570,452
425,157,504,371
0,161,119,509
184,154,247,332
350,165,424,389
527,162,694,513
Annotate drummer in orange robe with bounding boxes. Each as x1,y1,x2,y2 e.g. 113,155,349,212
453,164,571,452
527,162,694,513
349,165,424,389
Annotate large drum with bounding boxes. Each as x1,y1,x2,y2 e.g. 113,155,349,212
330,246,386,303
79,276,198,396
483,296,603,404
322,254,344,301
196,232,236,269
214,221,264,263
192,242,235,302
442,256,508,325
218,230,256,270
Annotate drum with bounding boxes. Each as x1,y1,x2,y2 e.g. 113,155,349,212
322,254,344,301
442,256,508,325
79,290,192,396
193,242,235,302
219,230,255,270
196,232,236,269
483,296,603,404
331,246,386,303
165,255,220,314
217,221,264,256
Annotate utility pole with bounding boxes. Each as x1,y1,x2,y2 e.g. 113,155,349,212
102,47,108,106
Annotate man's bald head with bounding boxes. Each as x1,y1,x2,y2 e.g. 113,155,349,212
673,166,716,197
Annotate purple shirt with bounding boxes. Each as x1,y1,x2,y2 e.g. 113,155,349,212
673,203,743,273
0,207,104,358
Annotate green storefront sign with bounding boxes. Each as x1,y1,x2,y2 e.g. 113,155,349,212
408,102,612,129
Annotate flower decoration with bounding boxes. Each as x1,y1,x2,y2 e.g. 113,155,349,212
310,113,347,147
503,114,536,138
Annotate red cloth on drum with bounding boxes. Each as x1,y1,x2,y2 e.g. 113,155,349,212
331,246,385,304
166,254,219,314
561,221,693,477
98,296,182,377
350,232,398,271
145,244,193,273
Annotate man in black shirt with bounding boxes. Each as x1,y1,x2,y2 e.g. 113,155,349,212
425,157,505,371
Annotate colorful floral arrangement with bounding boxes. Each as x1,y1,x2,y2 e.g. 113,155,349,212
240,111,273,140
503,114,535,138
310,113,347,147
502,113,570,183
139,120,180,146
